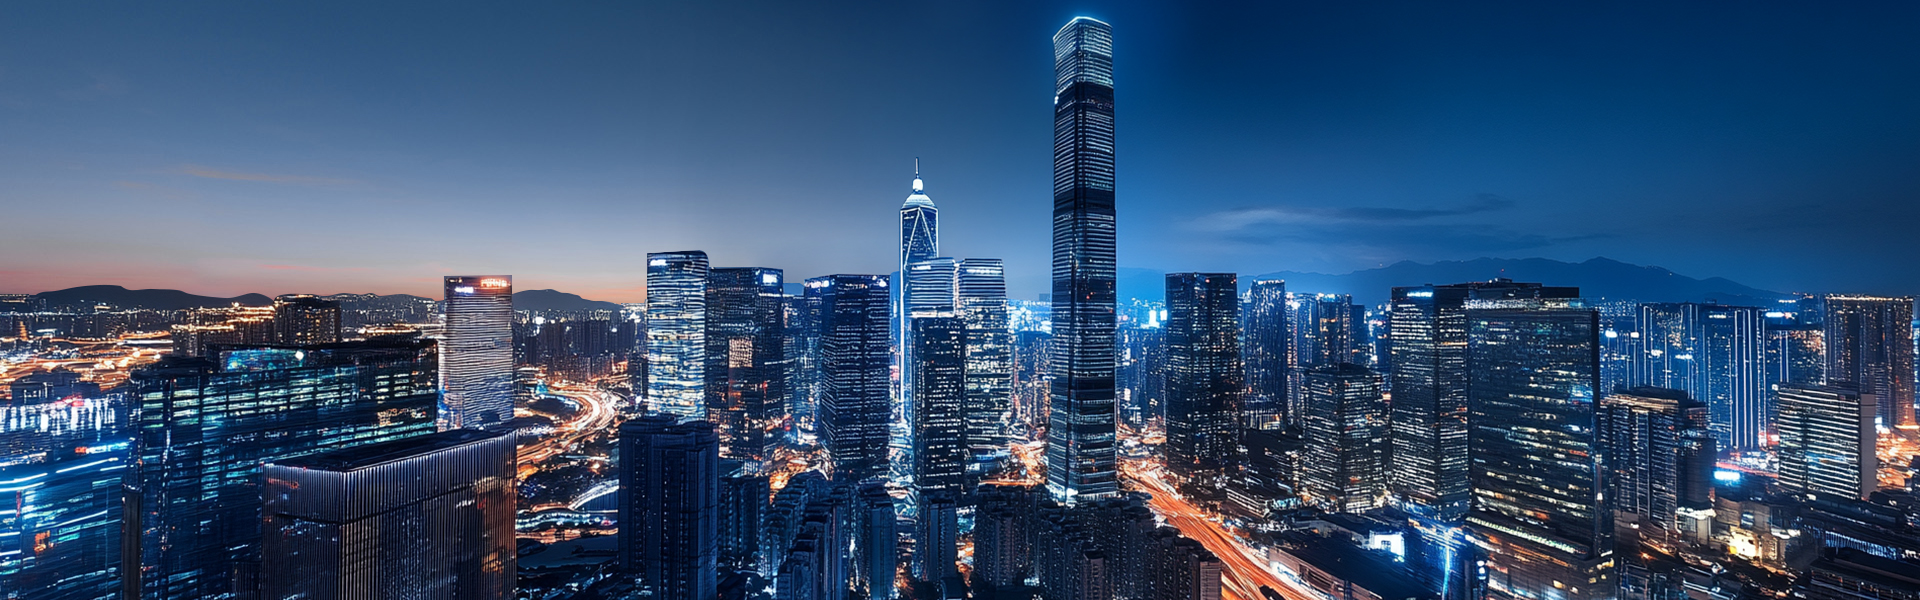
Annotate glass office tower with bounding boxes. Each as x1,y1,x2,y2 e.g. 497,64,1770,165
261,429,516,600
0,394,126,600
1047,15,1120,502
811,275,893,482
647,251,710,419
1243,279,1289,428
707,267,787,468
1301,363,1387,513
1466,295,1613,600
442,275,514,430
956,258,1014,468
125,340,441,599
1390,280,1579,525
1164,273,1243,495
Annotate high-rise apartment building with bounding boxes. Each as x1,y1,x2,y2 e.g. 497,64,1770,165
1776,383,1878,501
442,275,514,430
1823,295,1915,428
706,267,787,467
125,340,441,599
1048,15,1120,502
619,415,720,599
272,293,341,345
646,251,710,419
1244,279,1290,428
1389,280,1579,524
260,429,516,600
1301,363,1387,513
1466,294,1612,600
1164,273,1242,495
811,275,893,482
956,258,1013,467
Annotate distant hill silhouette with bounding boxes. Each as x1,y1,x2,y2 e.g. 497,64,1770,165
33,285,273,310
513,289,622,312
1119,257,1788,306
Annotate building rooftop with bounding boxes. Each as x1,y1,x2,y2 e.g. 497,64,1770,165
273,429,506,472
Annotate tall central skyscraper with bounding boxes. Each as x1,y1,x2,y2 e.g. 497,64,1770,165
1164,272,1242,496
442,275,514,430
812,274,893,482
647,251,710,419
706,267,787,468
1047,16,1119,502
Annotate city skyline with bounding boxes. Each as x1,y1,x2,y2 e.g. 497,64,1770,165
6,3,1920,301
6,6,1920,600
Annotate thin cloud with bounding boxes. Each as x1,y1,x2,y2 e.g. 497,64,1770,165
178,165,357,185
1191,194,1515,232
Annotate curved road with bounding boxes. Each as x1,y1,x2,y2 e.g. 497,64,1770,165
1122,459,1320,600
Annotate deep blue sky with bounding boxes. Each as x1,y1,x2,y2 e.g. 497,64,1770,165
3,1,1916,302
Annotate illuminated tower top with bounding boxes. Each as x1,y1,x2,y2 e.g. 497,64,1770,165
902,161,937,266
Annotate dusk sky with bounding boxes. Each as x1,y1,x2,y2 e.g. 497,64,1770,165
3,1,1916,303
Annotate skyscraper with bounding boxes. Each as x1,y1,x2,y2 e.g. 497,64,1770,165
854,480,899,600
1048,15,1119,503
1164,273,1242,496
812,275,893,482
1633,303,1768,449
707,267,788,467
900,167,939,441
1389,280,1579,524
125,340,441,599
956,258,1014,467
1243,279,1290,428
903,256,959,483
1776,383,1878,501
647,251,710,419
913,315,968,501
1597,387,1715,538
0,393,126,600
1823,295,1915,428
442,275,514,430
619,415,721,599
260,429,516,600
1301,363,1387,513
1466,294,1612,600
272,293,341,345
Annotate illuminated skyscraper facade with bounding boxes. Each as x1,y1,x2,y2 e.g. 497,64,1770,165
0,394,126,600
1244,279,1290,428
125,340,441,600
1634,303,1768,449
812,275,893,482
1597,387,1715,537
1047,16,1119,502
1164,273,1242,493
442,275,514,430
956,258,1013,465
261,430,516,600
1301,363,1387,513
1776,383,1877,501
1466,295,1612,600
1389,280,1579,524
647,251,709,419
1823,295,1915,428
912,315,967,501
706,267,787,467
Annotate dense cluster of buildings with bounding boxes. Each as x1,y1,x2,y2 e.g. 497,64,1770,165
3,15,1920,600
